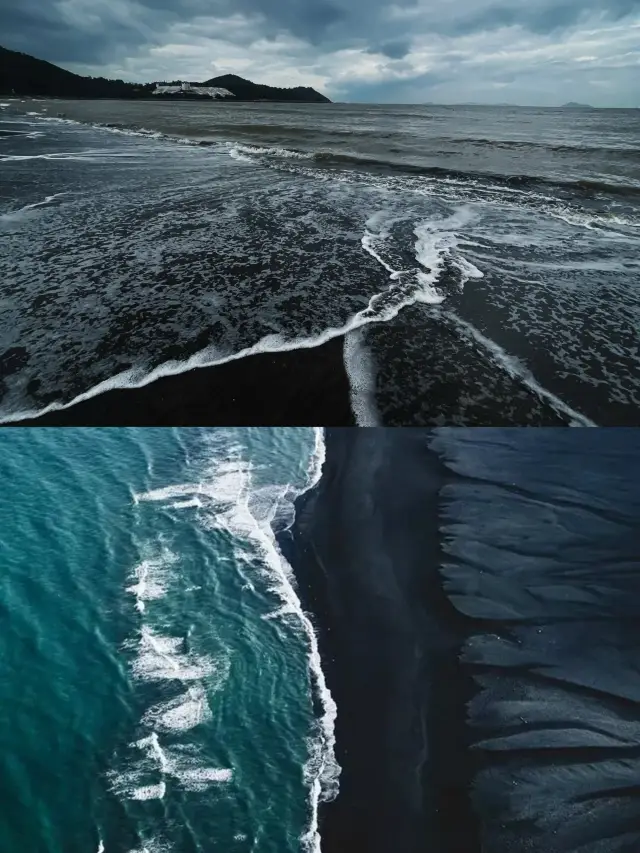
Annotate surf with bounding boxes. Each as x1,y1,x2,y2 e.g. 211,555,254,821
126,428,339,853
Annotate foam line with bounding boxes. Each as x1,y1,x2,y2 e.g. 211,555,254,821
226,143,311,161
172,767,233,790
167,498,202,510
2,211,481,423
129,783,166,801
17,194,65,210
131,627,216,682
132,429,338,853
141,732,171,773
0,151,147,162
0,193,66,222
343,329,380,427
0,239,456,423
442,309,597,426
142,685,212,732
126,552,175,614
132,734,232,791
360,211,414,278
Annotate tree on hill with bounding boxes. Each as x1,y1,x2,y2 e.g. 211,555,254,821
0,45,331,102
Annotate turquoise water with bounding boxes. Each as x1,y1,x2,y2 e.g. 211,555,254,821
0,428,336,853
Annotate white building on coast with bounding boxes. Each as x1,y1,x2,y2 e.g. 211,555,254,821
153,81,234,99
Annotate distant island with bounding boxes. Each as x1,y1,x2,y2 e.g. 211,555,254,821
0,45,331,103
562,101,593,109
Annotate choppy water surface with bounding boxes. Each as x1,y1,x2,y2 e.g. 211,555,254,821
0,427,335,853
1,99,639,424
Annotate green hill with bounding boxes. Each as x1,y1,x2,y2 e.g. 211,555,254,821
0,46,151,98
0,45,331,103
204,73,331,103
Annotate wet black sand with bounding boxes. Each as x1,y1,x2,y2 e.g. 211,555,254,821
10,338,355,426
281,428,479,853
284,428,640,853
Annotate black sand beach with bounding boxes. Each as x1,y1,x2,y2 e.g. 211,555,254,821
2,101,639,427
281,428,478,853
284,428,640,853
12,338,355,426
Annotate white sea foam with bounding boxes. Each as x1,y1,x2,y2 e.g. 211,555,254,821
97,839,105,853
442,309,597,426
126,840,172,853
343,328,380,427
361,206,483,306
126,550,176,613
226,143,311,161
107,764,167,802
131,626,217,682
134,428,337,853
0,206,484,425
361,211,413,278
228,146,254,163
103,126,163,140
132,733,232,791
167,498,203,509
1,153,72,162
135,732,172,773
142,684,212,732
0,193,66,224
129,783,167,801
413,206,484,297
172,767,233,790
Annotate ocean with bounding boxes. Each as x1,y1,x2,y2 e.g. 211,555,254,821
0,427,337,853
0,99,639,425
2,426,639,853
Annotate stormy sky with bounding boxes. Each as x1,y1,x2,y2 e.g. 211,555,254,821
2,0,639,104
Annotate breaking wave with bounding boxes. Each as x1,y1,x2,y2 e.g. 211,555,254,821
131,429,339,853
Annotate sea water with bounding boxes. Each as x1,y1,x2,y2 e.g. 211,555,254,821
1,100,639,425
0,427,336,853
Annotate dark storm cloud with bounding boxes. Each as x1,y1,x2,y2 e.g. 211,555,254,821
1,0,639,65
176,0,640,44
0,0,175,64
371,40,412,59
444,0,640,36
0,0,346,63
0,0,638,106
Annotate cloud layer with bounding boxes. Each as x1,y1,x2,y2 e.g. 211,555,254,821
2,0,639,104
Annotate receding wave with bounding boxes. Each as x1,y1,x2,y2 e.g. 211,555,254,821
439,135,640,156
15,111,640,201
311,151,640,198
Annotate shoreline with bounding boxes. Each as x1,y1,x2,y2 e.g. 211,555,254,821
7,337,355,426
281,429,478,853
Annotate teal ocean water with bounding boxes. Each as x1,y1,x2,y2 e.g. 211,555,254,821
0,427,337,853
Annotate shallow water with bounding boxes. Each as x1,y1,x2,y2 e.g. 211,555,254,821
1,100,639,424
